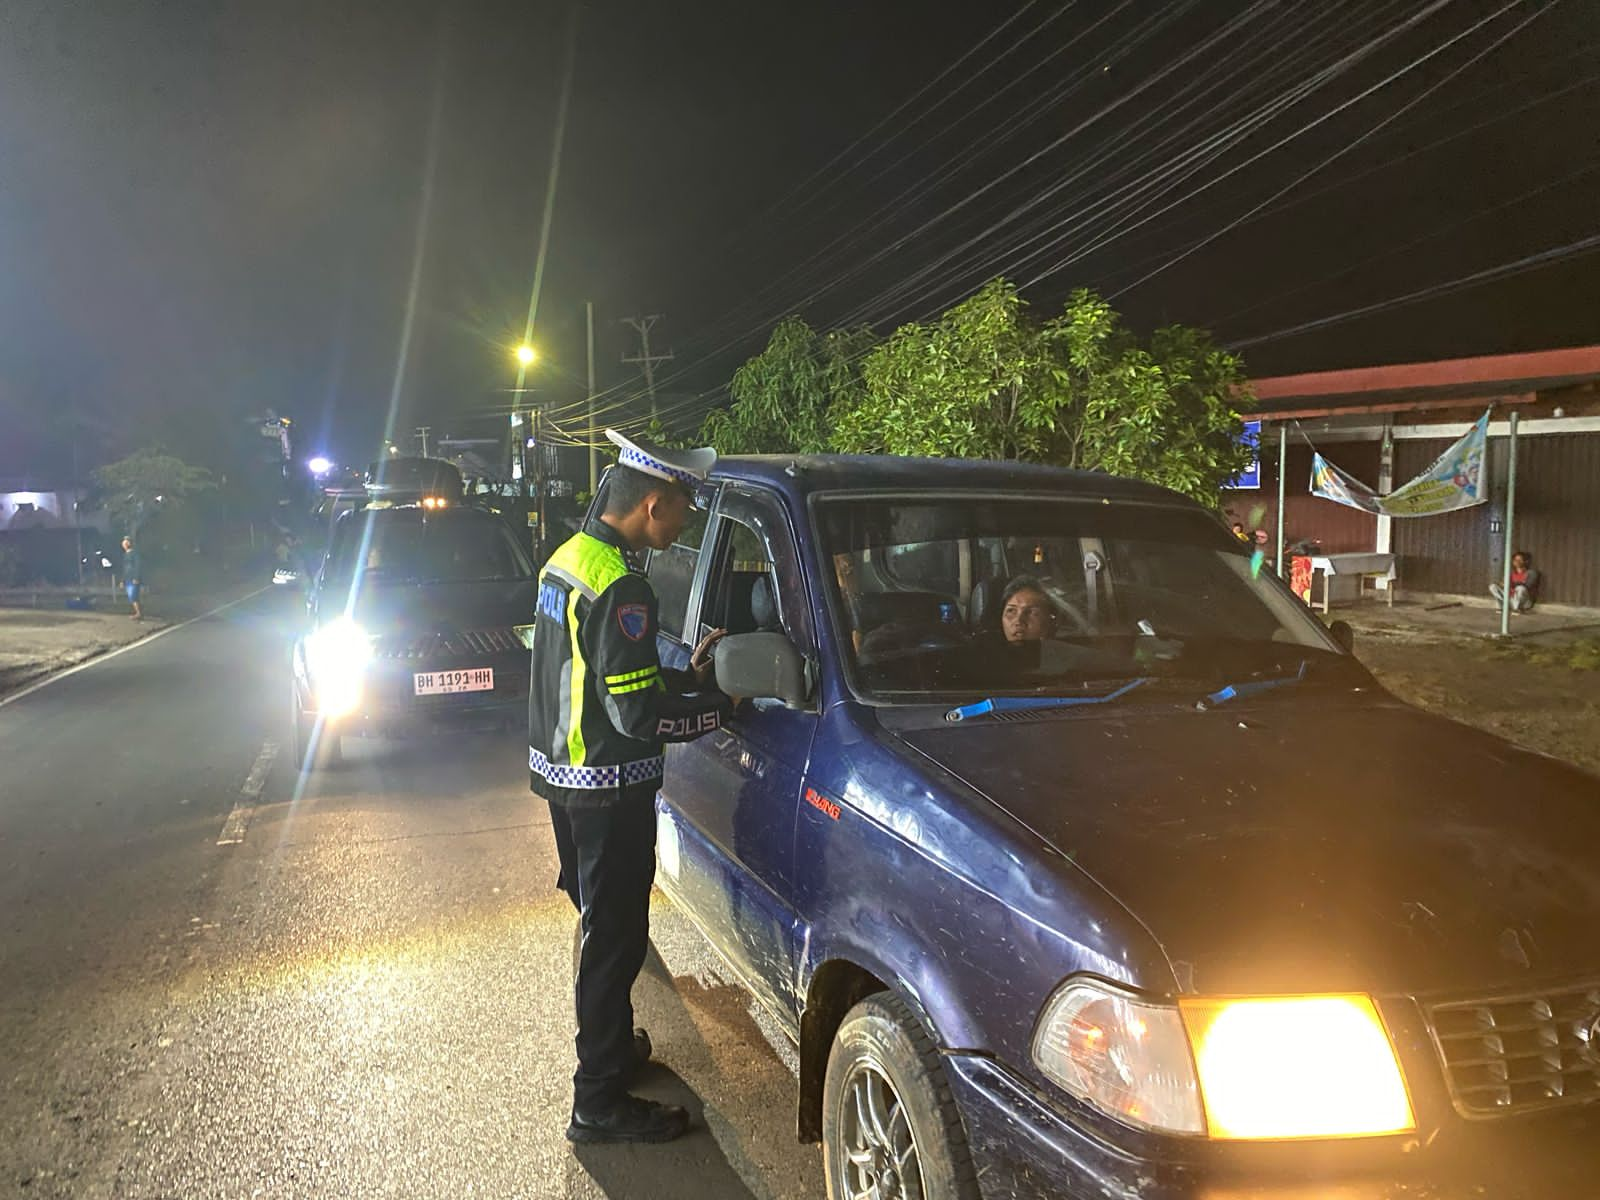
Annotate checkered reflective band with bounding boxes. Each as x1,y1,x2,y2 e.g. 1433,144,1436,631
528,746,664,789
618,444,700,487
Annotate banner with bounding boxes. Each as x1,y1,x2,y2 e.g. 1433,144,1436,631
1311,410,1489,517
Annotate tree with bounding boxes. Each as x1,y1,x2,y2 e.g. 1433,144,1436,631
837,279,1072,461
94,446,215,537
834,281,1252,504
700,317,875,454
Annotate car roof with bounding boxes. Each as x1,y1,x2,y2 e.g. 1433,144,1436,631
708,454,1192,508
334,503,497,525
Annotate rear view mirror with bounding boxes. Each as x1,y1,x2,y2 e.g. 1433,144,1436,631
715,632,808,708
1329,619,1355,653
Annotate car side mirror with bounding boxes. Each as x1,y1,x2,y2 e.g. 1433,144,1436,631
715,632,809,708
1329,619,1355,654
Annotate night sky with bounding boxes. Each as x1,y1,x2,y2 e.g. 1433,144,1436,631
2,0,1596,478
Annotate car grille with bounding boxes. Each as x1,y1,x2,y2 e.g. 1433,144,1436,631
372,627,524,660
1426,980,1600,1117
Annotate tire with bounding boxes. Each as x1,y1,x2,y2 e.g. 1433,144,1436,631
823,992,980,1200
290,690,340,770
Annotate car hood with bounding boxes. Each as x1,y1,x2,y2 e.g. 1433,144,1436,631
891,692,1600,996
325,577,536,636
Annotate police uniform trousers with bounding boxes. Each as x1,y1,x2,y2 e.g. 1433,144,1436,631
548,781,658,1112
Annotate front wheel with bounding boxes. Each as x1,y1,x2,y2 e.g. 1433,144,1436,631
823,993,980,1200
290,690,340,770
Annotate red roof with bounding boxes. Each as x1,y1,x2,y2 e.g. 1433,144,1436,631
1250,345,1600,404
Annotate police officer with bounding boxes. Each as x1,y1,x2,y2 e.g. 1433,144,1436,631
529,430,732,1144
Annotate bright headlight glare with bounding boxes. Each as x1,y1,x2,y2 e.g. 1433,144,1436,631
1032,981,1204,1135
305,618,371,717
1179,994,1414,1140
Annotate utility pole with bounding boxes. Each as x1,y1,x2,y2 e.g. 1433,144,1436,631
621,314,673,424
414,426,432,457
586,301,598,493
531,405,547,562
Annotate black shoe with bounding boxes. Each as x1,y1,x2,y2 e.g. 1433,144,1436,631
566,1095,690,1144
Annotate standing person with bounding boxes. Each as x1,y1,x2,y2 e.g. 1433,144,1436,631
121,535,143,621
1491,549,1543,613
529,429,732,1145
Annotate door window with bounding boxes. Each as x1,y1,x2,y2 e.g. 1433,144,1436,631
696,489,810,647
645,506,709,640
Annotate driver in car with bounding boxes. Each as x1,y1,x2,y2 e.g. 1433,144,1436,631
1000,576,1057,646
985,575,1060,674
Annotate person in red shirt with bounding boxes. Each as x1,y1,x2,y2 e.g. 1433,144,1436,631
1491,550,1542,613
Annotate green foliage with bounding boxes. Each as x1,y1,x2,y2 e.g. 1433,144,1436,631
700,317,875,454
93,446,215,536
716,280,1254,505
1062,301,1255,502
837,281,1252,504
838,280,1064,460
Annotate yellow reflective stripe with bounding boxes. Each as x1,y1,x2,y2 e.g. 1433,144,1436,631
604,666,659,686
566,588,587,766
550,531,629,597
607,677,657,695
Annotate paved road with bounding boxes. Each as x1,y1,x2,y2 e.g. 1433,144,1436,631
0,589,824,1198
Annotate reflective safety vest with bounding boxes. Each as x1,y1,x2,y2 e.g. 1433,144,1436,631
528,518,727,804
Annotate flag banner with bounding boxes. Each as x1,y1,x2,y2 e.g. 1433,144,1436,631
1310,453,1383,513
1311,410,1489,517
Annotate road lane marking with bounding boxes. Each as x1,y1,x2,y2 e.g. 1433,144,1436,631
0,585,273,710
217,739,279,845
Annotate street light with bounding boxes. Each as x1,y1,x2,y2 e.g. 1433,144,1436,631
516,344,537,366
307,456,332,475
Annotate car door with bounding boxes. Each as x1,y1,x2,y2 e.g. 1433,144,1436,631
656,485,816,1030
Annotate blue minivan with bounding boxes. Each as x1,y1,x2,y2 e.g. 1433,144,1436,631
645,455,1598,1200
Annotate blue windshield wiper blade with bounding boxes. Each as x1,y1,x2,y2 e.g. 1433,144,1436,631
945,678,1150,723
1199,660,1307,709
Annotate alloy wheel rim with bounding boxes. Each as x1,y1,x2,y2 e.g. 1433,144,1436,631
836,1059,923,1200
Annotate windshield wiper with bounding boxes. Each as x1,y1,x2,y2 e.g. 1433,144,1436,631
945,678,1151,723
1196,660,1307,709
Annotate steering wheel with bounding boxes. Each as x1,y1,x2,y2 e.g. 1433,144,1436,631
857,619,972,665
1036,585,1092,636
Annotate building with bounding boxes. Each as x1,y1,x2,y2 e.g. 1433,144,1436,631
1236,346,1600,608
0,480,108,533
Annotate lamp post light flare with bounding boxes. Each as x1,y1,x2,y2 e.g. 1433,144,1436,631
516,344,537,366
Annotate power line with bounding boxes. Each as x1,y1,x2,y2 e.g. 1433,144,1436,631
732,2,1048,236
1104,0,1545,298
1205,156,1600,332
1227,231,1600,350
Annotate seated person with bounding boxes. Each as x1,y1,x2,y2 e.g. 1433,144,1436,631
1490,550,1542,613
1000,576,1057,645
968,575,1067,676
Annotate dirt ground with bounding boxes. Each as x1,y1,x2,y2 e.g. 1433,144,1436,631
0,607,169,695
1356,630,1600,776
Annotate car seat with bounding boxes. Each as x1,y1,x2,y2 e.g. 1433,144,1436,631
750,574,781,633
968,577,1004,630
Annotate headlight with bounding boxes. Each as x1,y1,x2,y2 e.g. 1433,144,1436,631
305,617,372,717
1033,980,1415,1140
1179,994,1414,1140
1033,980,1205,1134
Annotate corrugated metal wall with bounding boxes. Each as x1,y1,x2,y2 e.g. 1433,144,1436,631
1392,433,1600,606
1226,440,1379,555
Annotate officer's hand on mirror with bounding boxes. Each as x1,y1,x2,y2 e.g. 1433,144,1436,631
691,628,726,683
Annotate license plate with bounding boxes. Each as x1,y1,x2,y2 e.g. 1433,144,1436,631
413,668,494,696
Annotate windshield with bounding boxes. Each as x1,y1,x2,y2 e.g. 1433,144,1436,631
325,509,533,584
818,495,1348,700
